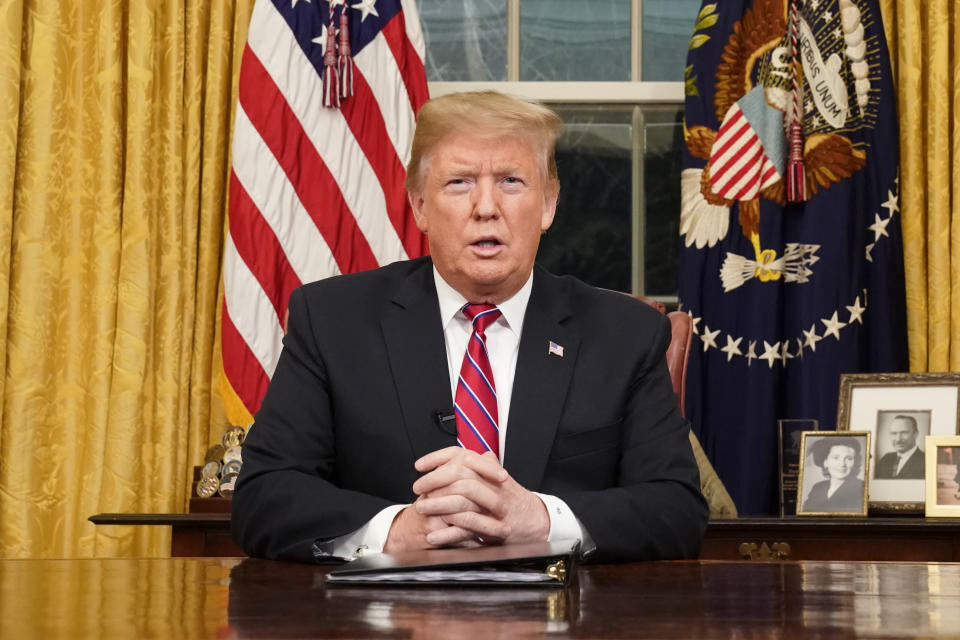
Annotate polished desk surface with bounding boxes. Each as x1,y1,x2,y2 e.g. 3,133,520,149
3,558,960,638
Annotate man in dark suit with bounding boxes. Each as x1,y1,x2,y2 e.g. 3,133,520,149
875,415,924,479
231,91,708,564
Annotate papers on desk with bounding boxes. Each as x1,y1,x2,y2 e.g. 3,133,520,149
328,569,557,584
326,539,579,587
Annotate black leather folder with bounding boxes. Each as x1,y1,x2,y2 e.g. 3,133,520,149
326,539,579,587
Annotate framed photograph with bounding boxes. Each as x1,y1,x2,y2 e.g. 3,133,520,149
836,372,960,512
778,419,819,517
796,431,870,516
924,436,960,517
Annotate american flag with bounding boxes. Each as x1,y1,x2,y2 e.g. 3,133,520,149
221,0,429,424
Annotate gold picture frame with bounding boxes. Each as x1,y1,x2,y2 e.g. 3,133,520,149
836,372,960,513
924,435,960,517
796,431,870,517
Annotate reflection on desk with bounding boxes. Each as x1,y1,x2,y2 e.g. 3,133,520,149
2,558,959,638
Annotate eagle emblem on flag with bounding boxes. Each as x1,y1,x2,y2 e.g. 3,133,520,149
681,0,877,291
678,0,907,515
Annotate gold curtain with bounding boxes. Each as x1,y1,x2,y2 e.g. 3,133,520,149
0,0,252,558
880,0,960,372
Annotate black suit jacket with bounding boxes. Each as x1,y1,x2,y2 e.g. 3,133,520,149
875,449,924,479
231,257,708,563
801,477,865,513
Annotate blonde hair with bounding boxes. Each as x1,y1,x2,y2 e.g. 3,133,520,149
405,90,563,194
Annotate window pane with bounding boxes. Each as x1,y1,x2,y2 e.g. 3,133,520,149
520,0,630,81
642,0,700,81
537,106,633,293
642,106,684,297
419,0,507,81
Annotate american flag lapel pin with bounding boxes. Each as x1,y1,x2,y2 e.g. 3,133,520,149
548,341,564,357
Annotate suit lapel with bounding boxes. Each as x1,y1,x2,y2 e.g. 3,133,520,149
381,261,457,458
504,268,579,489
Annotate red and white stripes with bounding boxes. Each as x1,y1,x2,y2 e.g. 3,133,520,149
222,0,429,423
708,104,780,201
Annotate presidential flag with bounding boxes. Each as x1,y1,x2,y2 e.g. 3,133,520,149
221,0,429,425
679,0,907,514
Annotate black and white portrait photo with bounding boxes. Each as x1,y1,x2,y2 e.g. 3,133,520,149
874,411,930,480
798,432,870,516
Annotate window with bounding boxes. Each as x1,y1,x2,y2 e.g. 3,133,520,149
419,0,700,300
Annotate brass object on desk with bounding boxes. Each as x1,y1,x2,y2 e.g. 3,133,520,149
738,541,791,560
222,459,242,476
219,472,239,498
196,475,220,498
201,461,220,479
545,559,567,582
223,446,242,465
204,444,225,464
222,425,246,449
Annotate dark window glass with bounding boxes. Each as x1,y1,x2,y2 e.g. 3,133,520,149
538,106,633,293
537,105,684,298
642,107,684,297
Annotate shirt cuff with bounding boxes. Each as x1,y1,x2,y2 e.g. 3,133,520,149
535,492,597,558
328,504,408,560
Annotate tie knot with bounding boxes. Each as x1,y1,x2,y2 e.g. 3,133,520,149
463,303,501,334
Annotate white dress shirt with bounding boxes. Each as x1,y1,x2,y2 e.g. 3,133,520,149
329,268,588,559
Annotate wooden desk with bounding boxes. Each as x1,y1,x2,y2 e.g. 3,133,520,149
90,512,240,557
90,513,960,561
3,558,958,638
704,517,960,561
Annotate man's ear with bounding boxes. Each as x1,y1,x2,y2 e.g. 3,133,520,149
409,191,428,233
540,188,559,233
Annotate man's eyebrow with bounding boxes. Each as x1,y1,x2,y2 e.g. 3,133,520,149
439,159,481,173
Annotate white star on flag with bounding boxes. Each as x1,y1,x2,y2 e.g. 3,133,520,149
352,0,380,21
821,312,846,341
846,296,866,324
759,341,780,368
882,189,900,216
689,312,701,335
745,340,757,367
701,325,720,351
779,341,793,366
803,324,822,352
312,24,331,51
720,335,743,361
868,212,891,241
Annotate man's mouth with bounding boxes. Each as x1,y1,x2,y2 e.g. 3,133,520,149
471,238,502,249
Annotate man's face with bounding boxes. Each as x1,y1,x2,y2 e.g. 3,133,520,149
889,419,918,453
409,133,557,304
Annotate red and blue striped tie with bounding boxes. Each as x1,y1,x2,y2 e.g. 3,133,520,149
455,304,502,457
